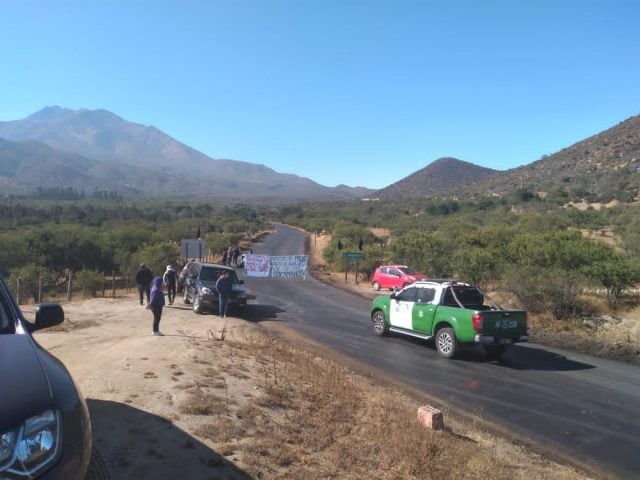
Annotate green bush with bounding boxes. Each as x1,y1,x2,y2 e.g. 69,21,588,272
74,270,103,297
7,264,57,303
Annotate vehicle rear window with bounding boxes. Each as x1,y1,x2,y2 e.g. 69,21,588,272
399,267,417,275
442,287,484,309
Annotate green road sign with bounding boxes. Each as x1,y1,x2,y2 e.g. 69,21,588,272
342,251,364,260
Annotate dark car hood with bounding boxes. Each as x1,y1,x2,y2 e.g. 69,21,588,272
0,334,53,430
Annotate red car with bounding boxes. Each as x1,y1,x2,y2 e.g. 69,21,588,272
371,265,426,291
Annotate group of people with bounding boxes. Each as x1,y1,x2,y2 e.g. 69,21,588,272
221,246,242,267
135,260,235,336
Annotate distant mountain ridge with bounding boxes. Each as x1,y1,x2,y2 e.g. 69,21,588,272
2,106,639,203
0,106,372,200
373,157,498,199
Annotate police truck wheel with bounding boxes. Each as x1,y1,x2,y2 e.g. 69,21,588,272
435,327,457,358
371,310,388,336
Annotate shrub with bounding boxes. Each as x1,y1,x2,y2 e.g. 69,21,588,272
74,270,103,297
7,264,57,303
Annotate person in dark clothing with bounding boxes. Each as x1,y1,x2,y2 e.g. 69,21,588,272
162,265,178,305
135,263,153,305
232,247,240,267
215,271,233,317
221,249,228,266
146,276,166,335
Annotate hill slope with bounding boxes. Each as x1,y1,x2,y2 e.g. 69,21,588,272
373,157,499,199
457,114,640,204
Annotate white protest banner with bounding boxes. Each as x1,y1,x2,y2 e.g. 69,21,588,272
244,254,271,277
270,255,308,279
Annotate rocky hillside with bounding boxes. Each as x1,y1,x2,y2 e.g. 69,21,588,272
373,157,499,199
459,114,640,204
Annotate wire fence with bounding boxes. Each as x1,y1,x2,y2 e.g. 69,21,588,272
11,271,136,306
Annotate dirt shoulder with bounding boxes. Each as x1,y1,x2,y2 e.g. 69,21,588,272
26,295,598,480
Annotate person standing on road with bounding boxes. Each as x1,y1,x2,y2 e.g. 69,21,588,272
163,265,178,305
135,263,153,305
146,276,166,336
215,271,233,317
178,260,192,293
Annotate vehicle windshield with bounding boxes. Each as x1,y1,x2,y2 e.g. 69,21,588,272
399,267,417,275
200,267,238,284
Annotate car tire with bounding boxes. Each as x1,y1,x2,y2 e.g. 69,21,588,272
193,297,204,314
435,327,457,359
183,289,190,304
372,281,380,291
86,446,111,480
484,345,507,360
371,310,388,336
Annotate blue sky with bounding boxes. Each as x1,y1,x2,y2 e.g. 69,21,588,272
1,1,639,189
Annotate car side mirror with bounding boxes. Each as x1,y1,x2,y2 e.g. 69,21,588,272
390,292,397,300
31,303,64,332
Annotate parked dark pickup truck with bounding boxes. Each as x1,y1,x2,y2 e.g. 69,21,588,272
370,280,528,359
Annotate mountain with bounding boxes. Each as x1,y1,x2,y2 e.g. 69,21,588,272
373,157,499,199
0,106,372,201
0,137,199,196
454,114,640,204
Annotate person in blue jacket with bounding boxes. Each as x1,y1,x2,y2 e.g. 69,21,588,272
215,271,233,317
145,276,166,336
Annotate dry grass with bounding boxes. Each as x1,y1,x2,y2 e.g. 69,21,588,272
173,331,588,480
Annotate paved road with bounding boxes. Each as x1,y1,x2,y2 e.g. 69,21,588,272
242,224,640,479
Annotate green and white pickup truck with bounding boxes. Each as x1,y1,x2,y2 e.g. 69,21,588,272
370,280,528,359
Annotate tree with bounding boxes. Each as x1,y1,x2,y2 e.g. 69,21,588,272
453,247,503,286
390,232,453,277
586,256,640,309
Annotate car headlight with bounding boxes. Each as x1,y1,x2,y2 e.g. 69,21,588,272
0,410,61,477
201,287,213,295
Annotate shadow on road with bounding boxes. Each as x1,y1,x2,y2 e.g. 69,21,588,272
242,303,286,322
87,399,252,479
385,334,595,372
494,344,596,371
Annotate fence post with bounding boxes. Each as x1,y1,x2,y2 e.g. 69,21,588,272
125,272,129,293
16,278,21,305
38,276,43,304
102,273,106,297
112,271,116,297
67,271,73,301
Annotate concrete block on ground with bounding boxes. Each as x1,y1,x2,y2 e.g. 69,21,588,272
417,405,444,430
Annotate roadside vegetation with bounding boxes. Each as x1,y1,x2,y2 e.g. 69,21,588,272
0,200,269,300
2,193,640,363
